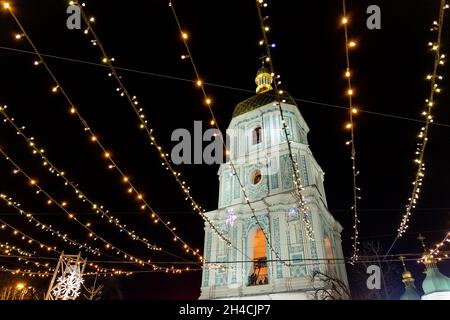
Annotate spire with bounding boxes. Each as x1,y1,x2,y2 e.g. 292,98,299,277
255,66,273,94
399,256,420,300
417,234,437,269
400,256,416,288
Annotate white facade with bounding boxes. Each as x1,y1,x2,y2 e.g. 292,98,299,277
421,292,450,300
199,92,348,300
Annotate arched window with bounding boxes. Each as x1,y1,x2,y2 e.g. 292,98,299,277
249,228,269,286
252,127,262,145
324,234,336,275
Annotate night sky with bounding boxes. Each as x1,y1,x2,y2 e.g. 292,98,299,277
0,0,449,299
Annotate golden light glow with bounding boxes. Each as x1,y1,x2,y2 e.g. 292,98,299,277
2,0,207,262
341,0,362,262
16,283,25,290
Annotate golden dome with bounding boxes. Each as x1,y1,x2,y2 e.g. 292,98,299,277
255,67,273,94
402,270,412,279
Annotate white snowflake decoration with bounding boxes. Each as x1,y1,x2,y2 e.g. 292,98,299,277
51,266,84,300
225,208,237,227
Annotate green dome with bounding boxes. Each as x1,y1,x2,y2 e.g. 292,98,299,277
400,287,421,300
422,266,450,295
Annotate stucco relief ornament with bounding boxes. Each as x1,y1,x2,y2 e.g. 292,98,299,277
225,208,237,227
288,207,299,218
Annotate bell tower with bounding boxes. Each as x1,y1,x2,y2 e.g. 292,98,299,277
199,69,349,300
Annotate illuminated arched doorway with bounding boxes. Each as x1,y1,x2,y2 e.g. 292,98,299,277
324,234,336,275
249,228,269,286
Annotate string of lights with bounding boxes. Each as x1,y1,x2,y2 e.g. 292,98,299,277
0,105,201,264
0,266,131,277
0,145,170,271
386,0,448,256
0,241,34,258
0,140,200,274
1,3,204,263
0,254,54,274
168,0,286,266
75,0,264,278
0,215,59,255
254,0,314,240
3,250,444,268
0,193,111,266
0,180,198,275
0,265,51,278
0,194,173,275
0,252,222,272
421,231,450,262
340,0,361,263
0,250,55,278
1,45,450,129
72,0,233,251
0,252,133,277
0,194,127,274
0,241,55,274
0,206,448,216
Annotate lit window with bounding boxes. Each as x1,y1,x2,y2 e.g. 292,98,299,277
252,127,262,145
324,235,336,275
248,228,268,286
